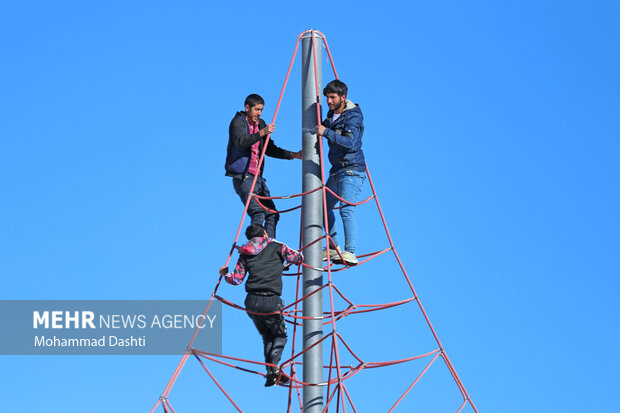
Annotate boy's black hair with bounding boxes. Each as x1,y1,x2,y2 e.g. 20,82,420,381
245,224,267,239
323,80,348,97
244,94,265,109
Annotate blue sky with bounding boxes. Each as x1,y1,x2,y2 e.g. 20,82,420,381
1,0,619,412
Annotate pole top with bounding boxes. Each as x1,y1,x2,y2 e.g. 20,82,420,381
300,29,323,39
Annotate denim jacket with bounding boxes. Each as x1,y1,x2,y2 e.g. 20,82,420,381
322,99,366,175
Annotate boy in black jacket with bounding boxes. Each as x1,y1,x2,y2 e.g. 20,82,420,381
224,94,302,238
219,224,304,386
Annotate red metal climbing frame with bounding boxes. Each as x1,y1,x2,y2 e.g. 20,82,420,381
150,30,479,413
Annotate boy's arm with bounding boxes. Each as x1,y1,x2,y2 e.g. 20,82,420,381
229,116,262,149
219,256,247,286
281,244,304,266
265,139,302,160
321,111,363,149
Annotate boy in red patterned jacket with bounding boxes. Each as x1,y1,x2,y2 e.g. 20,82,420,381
219,224,303,386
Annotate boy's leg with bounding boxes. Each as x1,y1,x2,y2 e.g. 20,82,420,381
245,295,275,375
338,171,366,253
233,176,265,226
258,179,279,239
261,297,287,369
245,295,287,378
325,174,340,248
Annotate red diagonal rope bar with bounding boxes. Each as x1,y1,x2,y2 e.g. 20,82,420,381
324,384,339,413
297,234,327,252
456,399,469,413
339,382,347,413
325,332,337,411
150,400,162,413
287,216,305,412
195,354,243,413
316,30,338,79
440,352,478,410
387,352,441,413
341,383,358,413
164,400,177,413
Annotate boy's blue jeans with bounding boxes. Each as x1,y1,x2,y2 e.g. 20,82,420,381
325,169,366,253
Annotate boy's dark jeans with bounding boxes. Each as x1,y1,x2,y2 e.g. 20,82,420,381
244,293,287,375
233,175,279,238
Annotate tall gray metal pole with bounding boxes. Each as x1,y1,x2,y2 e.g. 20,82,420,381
301,30,324,413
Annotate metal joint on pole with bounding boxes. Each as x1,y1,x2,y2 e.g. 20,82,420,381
301,29,324,413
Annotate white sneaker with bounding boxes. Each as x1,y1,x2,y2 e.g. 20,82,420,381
340,251,358,266
322,246,342,262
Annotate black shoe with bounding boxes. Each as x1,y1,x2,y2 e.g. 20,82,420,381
274,369,290,385
264,373,276,387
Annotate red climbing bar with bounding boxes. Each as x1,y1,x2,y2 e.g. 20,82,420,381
387,353,441,413
195,355,243,413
